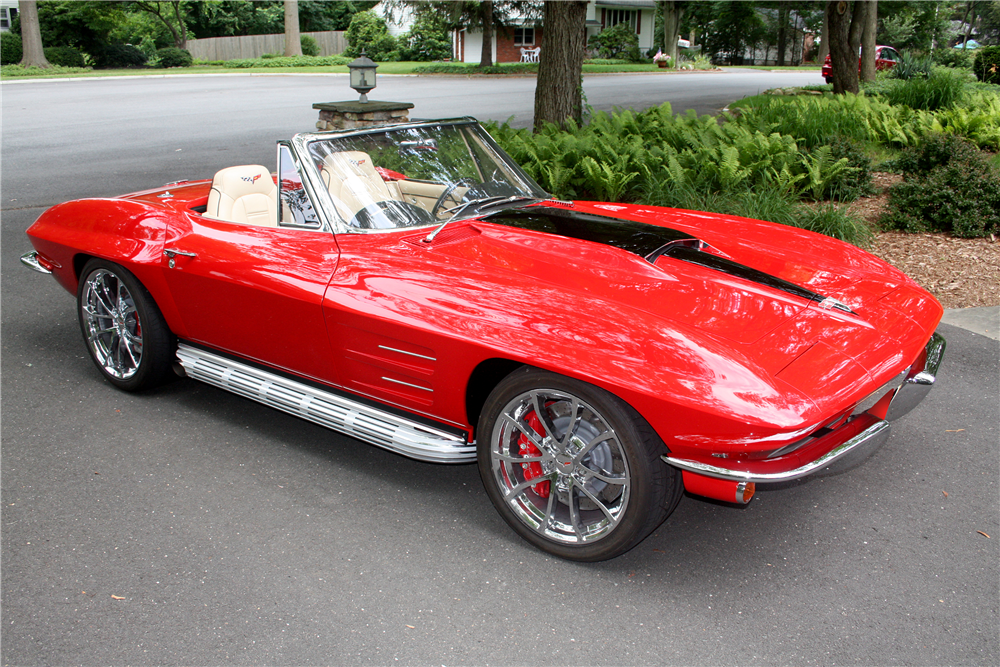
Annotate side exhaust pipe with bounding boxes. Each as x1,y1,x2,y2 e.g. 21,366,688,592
682,470,755,505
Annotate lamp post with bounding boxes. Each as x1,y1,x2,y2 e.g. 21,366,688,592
348,50,378,103
313,49,412,130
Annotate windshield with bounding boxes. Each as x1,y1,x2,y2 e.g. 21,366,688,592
305,122,547,230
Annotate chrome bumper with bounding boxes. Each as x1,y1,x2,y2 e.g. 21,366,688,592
20,251,52,274
886,332,945,422
664,331,945,484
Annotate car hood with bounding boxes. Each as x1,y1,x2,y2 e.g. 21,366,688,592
415,202,940,401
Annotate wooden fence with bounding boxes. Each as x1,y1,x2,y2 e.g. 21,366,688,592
186,31,347,61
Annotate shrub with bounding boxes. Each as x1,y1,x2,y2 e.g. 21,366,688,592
43,46,86,68
301,35,320,57
973,45,1000,85
891,51,933,80
399,11,452,61
92,44,147,69
344,10,398,61
154,47,192,68
933,47,973,69
881,134,1000,238
588,22,641,62
1,32,22,65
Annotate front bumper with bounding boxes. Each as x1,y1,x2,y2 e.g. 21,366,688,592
664,332,945,484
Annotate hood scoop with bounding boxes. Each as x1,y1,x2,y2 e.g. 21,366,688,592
483,206,854,315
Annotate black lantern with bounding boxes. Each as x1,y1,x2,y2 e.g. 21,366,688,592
348,50,378,103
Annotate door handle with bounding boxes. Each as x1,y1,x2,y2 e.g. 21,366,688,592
164,248,196,268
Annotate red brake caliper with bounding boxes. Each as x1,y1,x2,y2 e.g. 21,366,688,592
519,410,550,498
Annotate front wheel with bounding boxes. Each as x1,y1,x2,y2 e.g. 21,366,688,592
477,367,682,561
77,259,174,391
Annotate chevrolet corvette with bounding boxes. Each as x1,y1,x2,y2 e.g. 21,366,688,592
22,118,944,561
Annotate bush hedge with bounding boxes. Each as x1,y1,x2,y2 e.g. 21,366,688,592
973,45,1000,85
881,134,1000,238
225,55,348,68
301,35,320,57
155,47,192,68
1,32,22,65
43,46,86,68
93,44,147,69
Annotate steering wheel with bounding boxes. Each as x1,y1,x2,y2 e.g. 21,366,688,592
432,178,478,218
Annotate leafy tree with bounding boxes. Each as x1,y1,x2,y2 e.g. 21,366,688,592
32,1,125,55
130,1,188,48
704,1,766,65
18,1,49,68
533,0,587,131
398,11,452,61
344,10,397,60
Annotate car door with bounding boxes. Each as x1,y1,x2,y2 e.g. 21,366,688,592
161,215,340,383
161,148,341,383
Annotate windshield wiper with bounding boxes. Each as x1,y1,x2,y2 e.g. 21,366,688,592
423,196,538,243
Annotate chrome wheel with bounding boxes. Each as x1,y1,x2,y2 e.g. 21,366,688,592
81,268,143,380
77,259,174,391
489,388,631,544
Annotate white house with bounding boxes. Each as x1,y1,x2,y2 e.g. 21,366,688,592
1,0,19,32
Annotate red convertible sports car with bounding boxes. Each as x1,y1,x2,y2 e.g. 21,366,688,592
22,118,944,561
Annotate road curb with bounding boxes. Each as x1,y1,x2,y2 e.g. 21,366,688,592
942,306,999,340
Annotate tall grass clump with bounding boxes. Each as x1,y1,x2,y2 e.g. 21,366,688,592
879,68,968,111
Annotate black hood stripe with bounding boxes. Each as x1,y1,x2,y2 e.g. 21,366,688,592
482,206,853,313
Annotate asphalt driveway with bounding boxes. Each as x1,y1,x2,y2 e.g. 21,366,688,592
2,71,997,665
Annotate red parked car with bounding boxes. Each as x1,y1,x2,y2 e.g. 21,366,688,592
21,118,944,561
823,45,901,83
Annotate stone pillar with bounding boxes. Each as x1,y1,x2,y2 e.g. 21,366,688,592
313,101,415,131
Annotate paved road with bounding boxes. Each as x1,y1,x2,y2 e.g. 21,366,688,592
1,69,823,209
2,71,998,665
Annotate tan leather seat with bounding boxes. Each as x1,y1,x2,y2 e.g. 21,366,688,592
205,165,278,227
319,151,397,224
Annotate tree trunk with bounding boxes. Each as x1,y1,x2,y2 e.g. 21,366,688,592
533,1,587,132
777,5,789,66
827,0,865,94
170,1,187,49
662,1,683,62
860,0,877,82
817,10,829,65
18,0,49,68
480,0,494,67
284,0,303,57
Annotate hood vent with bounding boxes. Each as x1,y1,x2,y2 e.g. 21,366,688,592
484,206,855,315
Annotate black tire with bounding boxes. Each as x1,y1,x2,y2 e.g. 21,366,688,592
77,259,175,391
476,367,683,561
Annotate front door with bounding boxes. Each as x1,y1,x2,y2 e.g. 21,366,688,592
161,214,340,384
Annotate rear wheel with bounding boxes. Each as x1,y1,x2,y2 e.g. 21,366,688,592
77,259,174,391
477,367,682,561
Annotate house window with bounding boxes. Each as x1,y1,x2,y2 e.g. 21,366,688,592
605,9,637,32
514,27,534,46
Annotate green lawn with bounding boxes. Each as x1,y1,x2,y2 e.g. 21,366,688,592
1,59,729,80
